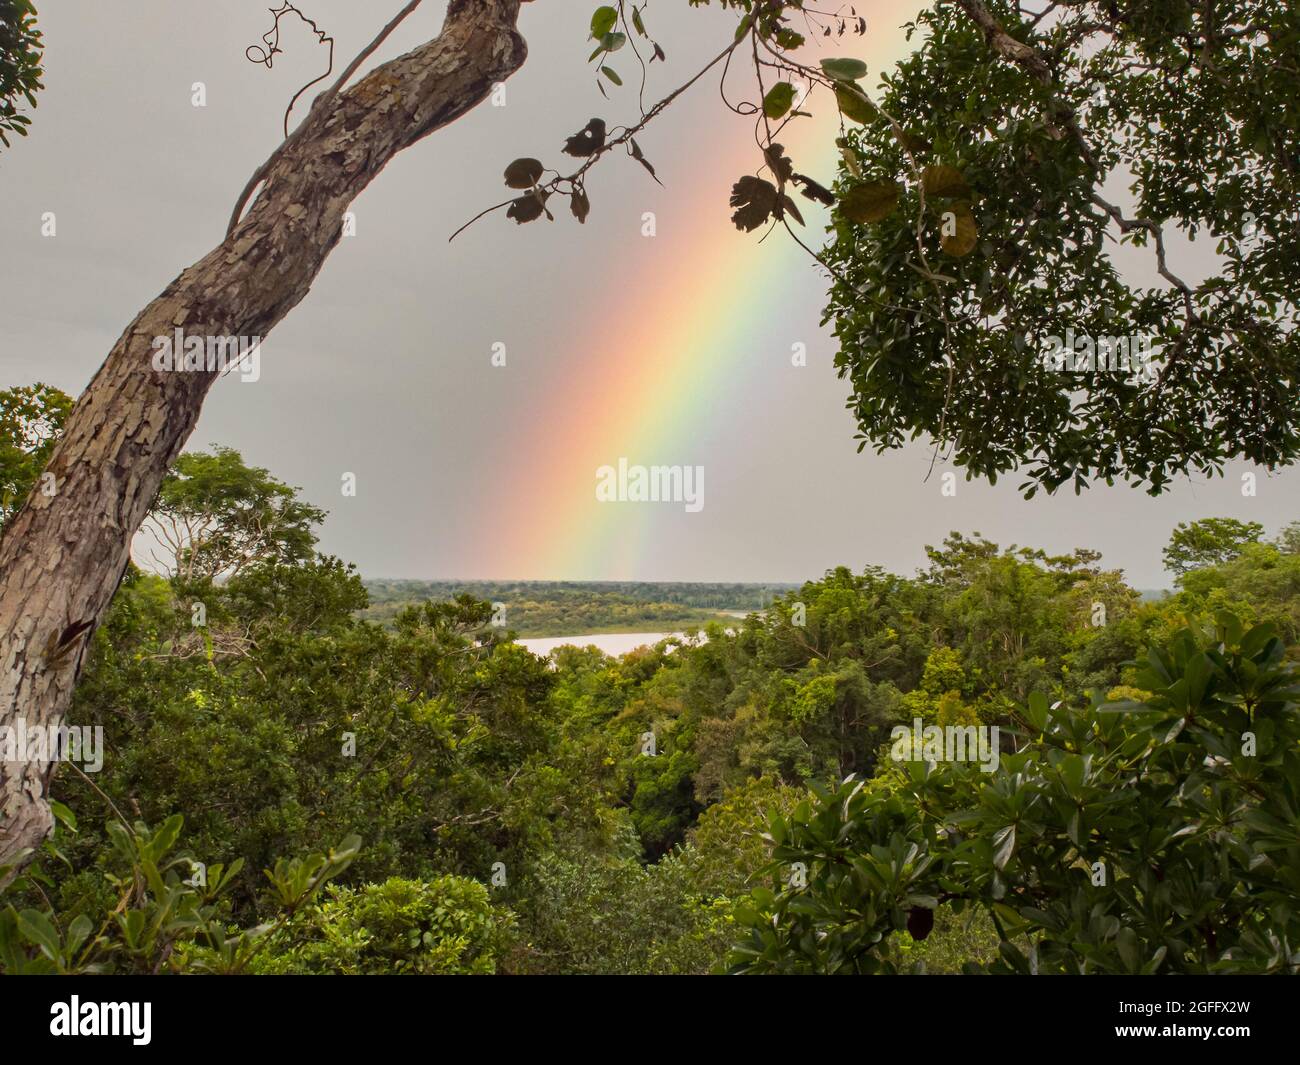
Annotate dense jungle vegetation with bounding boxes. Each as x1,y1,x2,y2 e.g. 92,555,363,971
359,580,791,635
2,391,1297,974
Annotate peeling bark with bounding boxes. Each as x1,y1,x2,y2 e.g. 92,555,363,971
0,0,528,873
955,0,1055,84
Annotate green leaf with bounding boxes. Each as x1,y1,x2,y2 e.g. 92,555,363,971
938,201,978,256
895,129,933,154
992,824,1016,870
116,909,146,950
590,6,618,39
150,814,184,861
48,800,77,833
1117,926,1140,971
834,83,875,124
1024,691,1049,731
821,57,868,82
839,181,900,223
921,164,970,199
998,939,1032,973
17,909,60,961
763,82,796,120
66,914,92,956
600,65,623,87
1058,753,1089,793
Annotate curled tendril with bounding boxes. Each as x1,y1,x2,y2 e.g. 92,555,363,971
245,2,335,139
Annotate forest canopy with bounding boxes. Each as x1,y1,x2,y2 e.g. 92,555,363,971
2,416,1297,974
820,0,1300,495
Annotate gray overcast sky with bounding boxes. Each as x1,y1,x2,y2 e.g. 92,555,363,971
2,1,1295,586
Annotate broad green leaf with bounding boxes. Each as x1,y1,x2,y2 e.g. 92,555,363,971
938,201,978,256
66,914,92,956
840,181,900,223
48,800,77,833
921,164,970,199
821,57,868,82
17,909,60,961
763,82,796,120
835,83,875,124
992,823,1016,870
590,6,618,39
1024,691,1049,731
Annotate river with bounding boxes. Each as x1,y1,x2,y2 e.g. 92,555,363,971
517,612,754,658
517,632,682,657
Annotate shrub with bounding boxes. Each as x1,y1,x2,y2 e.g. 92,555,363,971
730,614,1300,974
254,875,514,975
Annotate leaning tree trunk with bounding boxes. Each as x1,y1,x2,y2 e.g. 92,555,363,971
0,0,527,872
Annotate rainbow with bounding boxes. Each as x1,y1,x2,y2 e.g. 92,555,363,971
481,16,921,579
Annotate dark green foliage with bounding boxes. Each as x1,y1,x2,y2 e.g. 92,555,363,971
0,382,70,527
359,578,793,634
509,830,733,975
1163,517,1265,578
6,410,1300,974
0,0,42,149
729,614,1300,974
10,508,1300,973
822,1,1300,496
253,876,514,975
147,446,327,582
0,806,358,974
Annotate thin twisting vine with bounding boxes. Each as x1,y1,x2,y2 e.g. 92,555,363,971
246,2,337,140
227,1,424,237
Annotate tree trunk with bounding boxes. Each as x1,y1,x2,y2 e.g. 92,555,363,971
0,0,527,873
